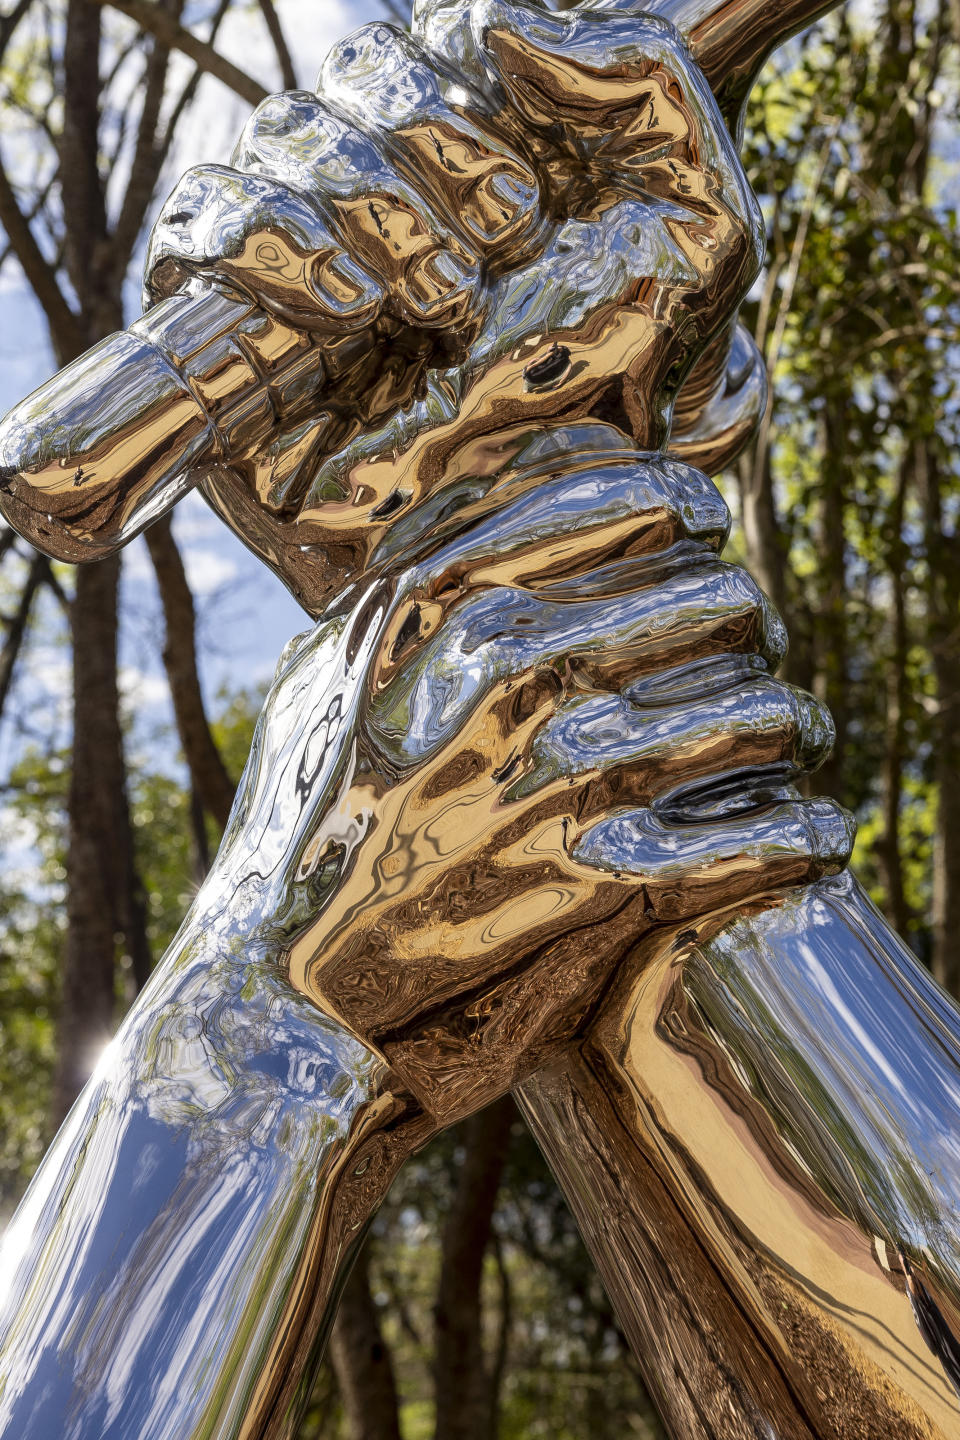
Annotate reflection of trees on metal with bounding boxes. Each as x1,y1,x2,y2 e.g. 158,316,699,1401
0,1,958,1437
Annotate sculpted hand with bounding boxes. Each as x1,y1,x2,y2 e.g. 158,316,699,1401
144,0,763,611
198,428,851,1120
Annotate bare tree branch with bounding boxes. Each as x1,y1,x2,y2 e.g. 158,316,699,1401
257,0,295,88
0,552,45,723
38,555,71,615
155,0,232,180
0,0,33,68
103,82,139,178
101,24,146,91
145,515,237,830
434,1098,516,1440
747,125,837,521
59,0,108,339
91,0,268,105
111,0,184,275
0,146,84,360
188,783,211,880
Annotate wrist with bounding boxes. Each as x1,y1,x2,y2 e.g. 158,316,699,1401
139,917,429,1153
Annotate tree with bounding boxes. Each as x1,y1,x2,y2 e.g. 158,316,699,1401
736,0,960,967
0,0,283,1117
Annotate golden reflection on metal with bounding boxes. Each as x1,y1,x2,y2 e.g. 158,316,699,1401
0,1,957,1438
519,874,960,1439
0,0,777,582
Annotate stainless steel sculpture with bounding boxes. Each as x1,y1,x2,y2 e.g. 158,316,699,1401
0,1,957,1437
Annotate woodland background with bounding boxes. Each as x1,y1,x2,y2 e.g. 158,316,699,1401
0,0,957,1436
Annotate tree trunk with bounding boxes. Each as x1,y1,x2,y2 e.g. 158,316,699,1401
810,397,849,806
145,514,236,830
329,1242,403,1440
924,446,960,995
51,0,157,1115
877,454,910,939
55,560,123,1118
737,442,790,634
434,1096,516,1440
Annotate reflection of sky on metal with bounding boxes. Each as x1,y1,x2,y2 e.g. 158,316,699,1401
0,0,382,772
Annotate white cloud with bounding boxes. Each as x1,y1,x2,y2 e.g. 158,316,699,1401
119,667,175,711
180,546,241,596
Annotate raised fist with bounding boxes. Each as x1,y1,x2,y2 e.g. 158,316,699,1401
144,0,763,610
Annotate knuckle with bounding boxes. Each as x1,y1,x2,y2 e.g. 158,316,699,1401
413,0,487,88
323,21,542,259
716,562,764,621
320,25,439,125
468,1,685,140
761,602,788,670
146,163,248,301
235,94,381,196
729,565,777,635
146,163,384,329
787,685,836,770
238,89,483,331
707,565,786,668
662,459,730,546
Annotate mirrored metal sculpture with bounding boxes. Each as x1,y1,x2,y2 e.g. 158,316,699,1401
0,1,957,1437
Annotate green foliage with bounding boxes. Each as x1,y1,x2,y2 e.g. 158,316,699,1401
0,749,67,1216
0,881,61,1214
736,0,960,958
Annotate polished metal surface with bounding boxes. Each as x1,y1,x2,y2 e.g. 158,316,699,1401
3,0,957,1437
0,934,426,1440
0,418,854,1435
519,873,960,1439
0,0,812,580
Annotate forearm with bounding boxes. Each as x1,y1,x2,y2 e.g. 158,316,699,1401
0,923,426,1440
518,871,960,1439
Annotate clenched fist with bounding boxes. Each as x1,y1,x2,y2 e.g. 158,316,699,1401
145,0,762,611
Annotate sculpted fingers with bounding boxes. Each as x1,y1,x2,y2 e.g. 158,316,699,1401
508,673,835,817
573,797,856,922
413,0,761,346
319,23,543,263
234,90,481,332
148,88,487,335
368,558,786,764
387,448,729,594
145,163,383,330
413,0,752,194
